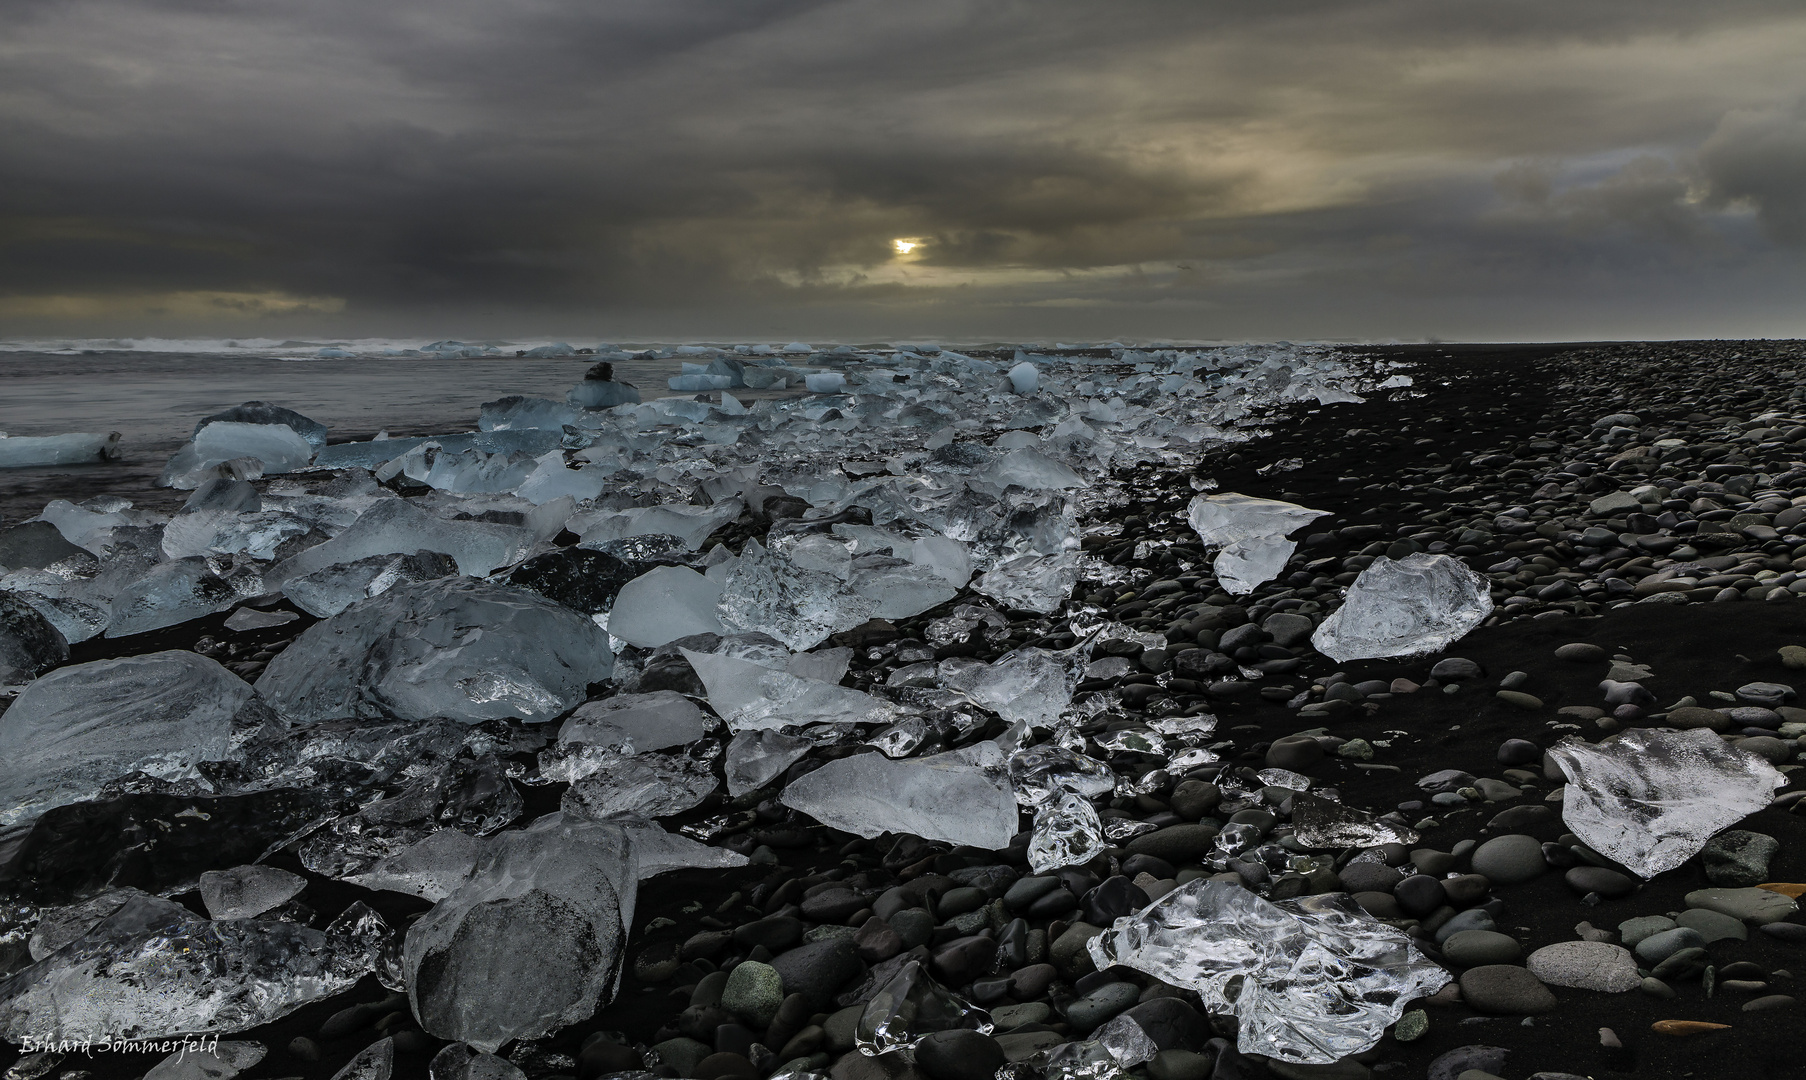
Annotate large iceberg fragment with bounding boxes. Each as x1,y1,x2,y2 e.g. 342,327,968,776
1087,880,1449,1064
0,431,122,468
0,893,390,1040
257,579,612,724
1310,553,1492,662
1186,493,1327,596
608,565,725,647
161,422,314,488
0,651,253,826
781,743,1018,849
403,815,634,1052
193,401,329,449
105,555,265,637
1546,727,1784,878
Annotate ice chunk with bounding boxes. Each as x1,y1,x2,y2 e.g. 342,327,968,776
428,1043,526,1080
0,893,389,1040
0,520,89,570
850,557,958,620
561,752,718,818
375,442,539,495
0,431,122,468
282,550,458,619
268,498,535,581
806,372,847,393
1008,743,1116,806
198,864,307,920
142,1040,266,1080
684,649,900,731
568,374,641,409
1186,493,1327,595
223,607,299,632
558,690,708,753
516,451,612,505
194,401,329,449
1029,791,1107,872
161,421,314,488
106,555,265,637
183,476,263,513
29,888,156,959
403,815,634,1052
568,501,741,550
507,548,640,615
299,754,524,878
0,651,251,826
342,829,484,901
856,959,992,1056
161,507,315,560
480,395,583,431
717,540,878,651
1288,793,1419,848
971,552,1080,615
1087,880,1450,1064
1310,553,1493,662
0,592,68,688
331,1036,393,1080
1008,361,1039,395
1212,535,1299,596
609,565,725,647
780,743,1018,849
725,729,813,796
256,579,613,725
975,449,1084,491
939,647,1080,727
1546,727,1785,879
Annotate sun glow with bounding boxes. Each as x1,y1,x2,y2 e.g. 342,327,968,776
892,238,918,254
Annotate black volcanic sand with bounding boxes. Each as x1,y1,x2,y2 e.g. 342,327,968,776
6,341,1806,1080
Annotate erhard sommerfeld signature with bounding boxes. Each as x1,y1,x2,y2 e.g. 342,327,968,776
19,1033,221,1057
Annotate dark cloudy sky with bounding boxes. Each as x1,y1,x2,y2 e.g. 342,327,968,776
4,1,1806,342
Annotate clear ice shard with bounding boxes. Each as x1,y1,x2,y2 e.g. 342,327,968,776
1212,535,1299,596
1288,793,1420,849
717,540,878,651
403,815,634,1053
607,565,725,648
1546,727,1785,878
268,497,535,581
342,829,485,901
330,1036,394,1080
781,743,1019,850
0,650,252,826
0,893,391,1041
0,431,122,468
256,579,612,725
855,959,993,1055
1028,791,1108,873
1186,493,1327,595
283,550,460,618
1309,553,1493,662
556,690,708,753
0,592,68,688
938,647,1080,727
161,422,315,487
560,752,718,818
971,552,1080,615
142,1040,266,1080
105,555,265,637
725,729,813,796
683,649,901,731
298,754,524,878
199,864,308,920
569,501,741,550
1087,879,1450,1064
1007,743,1116,807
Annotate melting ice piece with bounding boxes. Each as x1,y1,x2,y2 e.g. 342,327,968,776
142,1040,267,1080
609,565,725,648
1288,793,1419,848
342,830,485,901
971,552,1081,615
1546,727,1785,878
0,431,122,468
568,501,742,551
1309,553,1492,662
939,647,1080,727
403,815,634,1052
725,729,814,796
1212,536,1300,596
855,959,993,1055
781,743,1019,849
428,1042,527,1080
257,579,612,725
0,650,251,826
0,893,390,1041
718,540,878,651
561,752,718,818
1008,743,1116,807
283,550,459,619
162,422,315,487
0,592,68,688
1028,791,1108,873
1186,493,1327,596
106,555,265,636
199,864,308,920
684,649,900,731
557,691,708,753
1030,1039,1130,1080
268,498,535,581
1088,880,1449,1064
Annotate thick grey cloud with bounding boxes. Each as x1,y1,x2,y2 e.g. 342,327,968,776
2,0,1805,339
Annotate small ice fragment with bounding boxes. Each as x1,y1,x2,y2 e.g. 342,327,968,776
199,864,308,920
971,552,1081,615
855,959,992,1055
684,649,899,730
1028,791,1108,873
725,729,813,796
609,565,725,647
561,752,718,818
940,647,1081,727
1187,493,1327,595
0,431,122,468
717,539,878,651
1008,361,1039,395
1088,879,1449,1064
1288,792,1419,848
341,829,484,901
1310,553,1493,662
781,743,1019,849
559,690,708,753
1546,727,1785,878
1212,535,1299,596
805,372,846,393
1008,743,1116,807
224,607,299,632
142,1041,267,1080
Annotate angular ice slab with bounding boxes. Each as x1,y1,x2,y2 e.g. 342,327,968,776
569,501,741,551
0,893,389,1041
0,650,251,826
558,690,708,753
0,431,122,468
1087,880,1449,1064
105,555,265,637
609,565,725,647
781,743,1018,849
161,507,315,561
283,550,459,618
403,815,634,1052
194,401,329,449
718,540,878,651
1186,493,1327,596
341,829,485,901
1310,553,1492,662
684,649,899,731
268,497,535,582
561,752,718,818
856,959,992,1056
1288,793,1419,848
725,729,813,796
972,552,1081,615
1547,727,1784,878
257,579,612,725
198,864,308,920
161,421,315,488
939,647,1080,727
1008,743,1116,807
1029,791,1108,873
0,592,68,688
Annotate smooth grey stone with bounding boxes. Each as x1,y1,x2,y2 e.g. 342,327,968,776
1459,966,1556,1014
1675,908,1748,943
1635,927,1707,965
1701,830,1780,887
1686,887,1799,925
1470,834,1546,886
1441,930,1522,968
1617,915,1677,947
